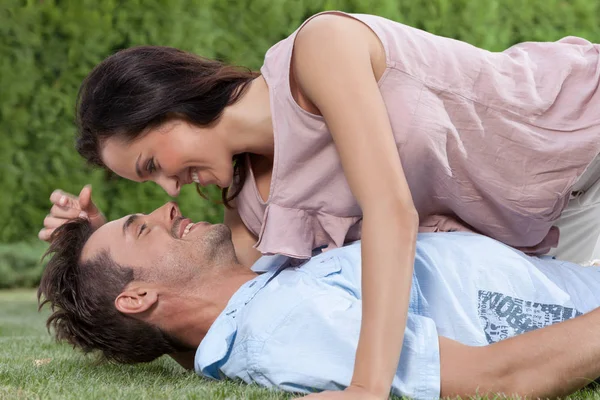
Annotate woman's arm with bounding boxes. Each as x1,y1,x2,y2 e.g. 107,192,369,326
292,15,419,399
224,204,262,268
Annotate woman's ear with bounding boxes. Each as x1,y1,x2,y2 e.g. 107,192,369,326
115,285,158,315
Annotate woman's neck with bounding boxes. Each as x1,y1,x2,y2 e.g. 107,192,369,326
222,76,274,159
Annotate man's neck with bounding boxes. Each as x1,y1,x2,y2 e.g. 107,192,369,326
159,268,257,349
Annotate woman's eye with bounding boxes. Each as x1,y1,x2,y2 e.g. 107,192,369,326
146,159,156,174
138,223,147,237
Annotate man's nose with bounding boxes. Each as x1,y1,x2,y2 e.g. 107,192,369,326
149,202,180,224
156,175,181,197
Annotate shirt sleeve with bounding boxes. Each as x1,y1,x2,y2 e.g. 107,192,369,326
248,293,441,399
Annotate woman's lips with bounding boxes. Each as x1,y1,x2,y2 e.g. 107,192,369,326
190,167,206,186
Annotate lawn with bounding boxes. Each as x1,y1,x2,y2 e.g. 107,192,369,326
0,289,292,400
2,289,600,400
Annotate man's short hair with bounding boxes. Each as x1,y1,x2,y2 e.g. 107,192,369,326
38,218,189,364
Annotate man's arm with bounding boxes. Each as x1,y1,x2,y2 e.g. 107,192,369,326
248,294,441,399
441,306,600,398
250,291,600,398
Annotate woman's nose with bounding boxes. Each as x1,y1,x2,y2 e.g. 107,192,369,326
156,175,181,197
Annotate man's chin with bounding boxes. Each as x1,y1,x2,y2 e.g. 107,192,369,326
209,224,233,242
201,225,236,259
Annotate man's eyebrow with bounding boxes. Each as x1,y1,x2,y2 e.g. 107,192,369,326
123,215,139,236
135,154,143,179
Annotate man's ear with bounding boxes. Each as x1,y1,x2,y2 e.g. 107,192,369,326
115,285,159,315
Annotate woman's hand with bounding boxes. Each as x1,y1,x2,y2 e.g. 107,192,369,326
296,386,383,400
38,185,106,241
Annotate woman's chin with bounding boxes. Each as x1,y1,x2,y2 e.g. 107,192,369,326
218,178,233,189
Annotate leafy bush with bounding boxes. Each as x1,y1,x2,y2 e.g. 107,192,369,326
0,241,47,289
1,0,599,286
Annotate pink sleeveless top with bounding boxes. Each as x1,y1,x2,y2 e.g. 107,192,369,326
236,11,600,259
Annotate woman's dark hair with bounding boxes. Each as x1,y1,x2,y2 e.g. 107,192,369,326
38,218,191,364
76,45,259,207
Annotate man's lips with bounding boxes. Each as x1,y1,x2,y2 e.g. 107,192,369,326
175,217,193,238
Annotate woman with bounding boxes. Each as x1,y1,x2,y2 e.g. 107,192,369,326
40,11,600,399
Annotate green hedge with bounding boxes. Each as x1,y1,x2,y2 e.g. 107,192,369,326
0,241,47,289
1,0,599,287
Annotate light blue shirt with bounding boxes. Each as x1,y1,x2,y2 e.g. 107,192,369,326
195,233,600,398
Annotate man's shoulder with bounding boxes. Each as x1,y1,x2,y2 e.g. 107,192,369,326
203,244,363,368
196,271,343,375
415,232,528,262
302,242,362,278
195,276,304,379
235,251,361,340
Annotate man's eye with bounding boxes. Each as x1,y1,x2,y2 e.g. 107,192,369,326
138,223,147,237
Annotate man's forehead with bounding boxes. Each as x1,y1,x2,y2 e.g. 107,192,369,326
80,216,129,261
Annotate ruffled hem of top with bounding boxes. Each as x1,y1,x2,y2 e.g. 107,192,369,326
254,203,361,259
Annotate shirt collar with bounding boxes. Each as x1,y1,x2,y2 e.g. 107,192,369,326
195,255,292,378
250,253,290,273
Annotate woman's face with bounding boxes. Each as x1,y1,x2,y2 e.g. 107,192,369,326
101,119,234,197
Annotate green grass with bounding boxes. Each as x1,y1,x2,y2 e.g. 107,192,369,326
0,289,293,400
2,289,600,400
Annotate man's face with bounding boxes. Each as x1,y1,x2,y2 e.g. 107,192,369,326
81,202,233,285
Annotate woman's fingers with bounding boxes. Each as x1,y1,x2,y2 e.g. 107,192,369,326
43,215,71,230
78,185,93,211
42,186,106,242
49,204,83,219
49,190,79,209
78,185,102,218
38,227,55,242
41,188,94,243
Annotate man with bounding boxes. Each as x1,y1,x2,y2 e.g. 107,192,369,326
39,202,600,399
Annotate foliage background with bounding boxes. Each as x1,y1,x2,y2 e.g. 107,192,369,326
1,0,600,287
